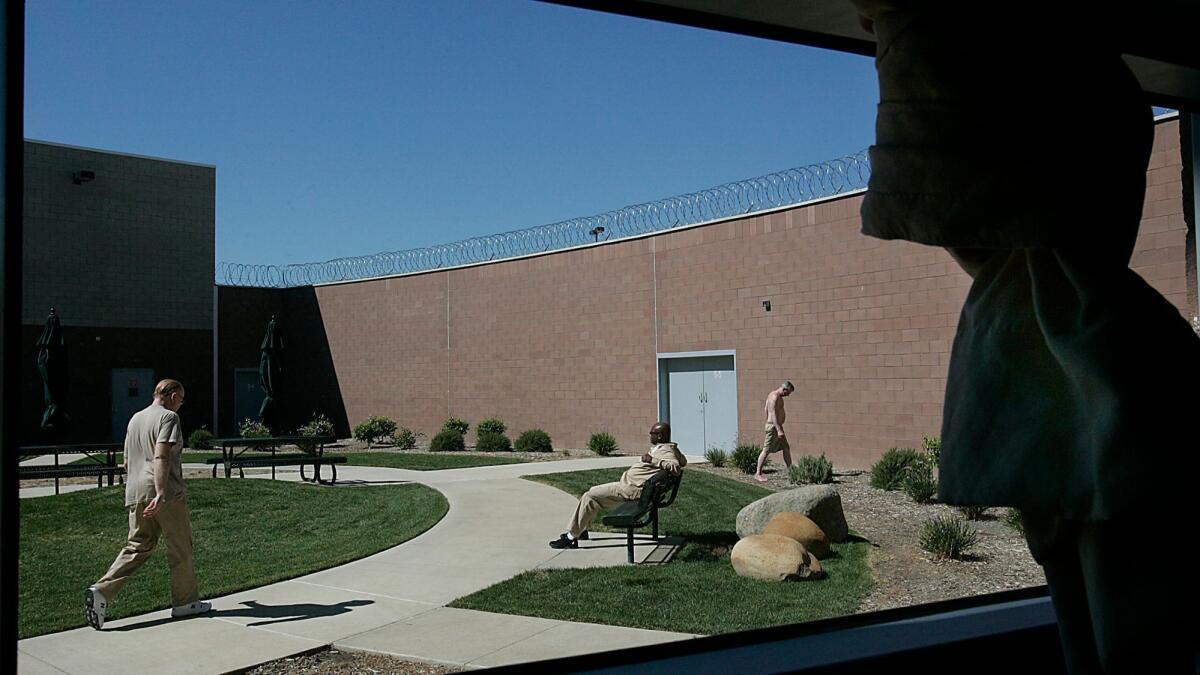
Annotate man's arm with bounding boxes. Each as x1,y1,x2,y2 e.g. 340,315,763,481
772,395,786,438
142,441,172,518
641,447,686,474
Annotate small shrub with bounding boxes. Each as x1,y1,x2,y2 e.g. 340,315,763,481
704,447,728,468
187,426,213,450
902,456,938,504
430,429,465,452
475,431,512,453
239,418,270,438
731,443,760,474
919,516,979,560
392,427,421,450
514,429,553,453
353,415,398,448
869,447,923,491
1001,508,1025,534
958,505,990,521
477,418,506,436
922,434,941,463
789,454,834,485
588,432,619,456
442,417,470,435
296,413,335,453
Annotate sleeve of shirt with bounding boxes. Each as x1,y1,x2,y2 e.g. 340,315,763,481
157,412,182,445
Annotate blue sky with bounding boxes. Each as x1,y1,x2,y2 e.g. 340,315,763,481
25,0,879,268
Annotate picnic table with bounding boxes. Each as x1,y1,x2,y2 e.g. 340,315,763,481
19,443,125,495
207,436,345,484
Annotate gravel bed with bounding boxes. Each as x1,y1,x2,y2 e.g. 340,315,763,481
244,648,459,675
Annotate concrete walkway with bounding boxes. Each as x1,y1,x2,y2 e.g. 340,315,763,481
19,456,701,673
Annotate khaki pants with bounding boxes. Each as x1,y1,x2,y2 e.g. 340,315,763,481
567,482,641,538
94,497,199,608
763,424,789,455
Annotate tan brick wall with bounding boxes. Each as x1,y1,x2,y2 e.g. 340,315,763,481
230,118,1191,469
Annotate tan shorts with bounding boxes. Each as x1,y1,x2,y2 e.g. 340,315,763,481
763,424,790,455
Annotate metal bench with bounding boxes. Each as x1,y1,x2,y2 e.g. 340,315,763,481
19,443,125,495
209,436,345,484
601,469,683,564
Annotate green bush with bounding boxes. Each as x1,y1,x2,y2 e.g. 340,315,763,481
353,415,398,448
704,447,728,468
239,418,270,439
475,431,512,453
869,447,923,491
442,417,470,435
296,413,335,453
430,429,465,452
588,432,619,456
901,456,938,504
1001,508,1025,533
730,443,760,474
919,516,979,560
957,505,990,521
514,429,553,453
392,427,421,450
477,418,506,436
789,454,834,485
187,427,213,450
922,434,941,463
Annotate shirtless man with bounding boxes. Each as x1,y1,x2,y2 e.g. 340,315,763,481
754,381,794,482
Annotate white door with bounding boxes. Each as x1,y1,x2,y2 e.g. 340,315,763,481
661,354,738,456
666,360,706,457
702,356,738,452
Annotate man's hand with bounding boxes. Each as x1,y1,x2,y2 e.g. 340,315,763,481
641,453,654,464
142,496,161,518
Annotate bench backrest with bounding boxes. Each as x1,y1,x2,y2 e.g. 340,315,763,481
638,470,682,510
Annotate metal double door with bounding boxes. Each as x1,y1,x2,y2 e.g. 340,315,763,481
664,355,737,456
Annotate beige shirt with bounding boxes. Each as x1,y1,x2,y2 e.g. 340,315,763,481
124,402,185,507
619,442,687,490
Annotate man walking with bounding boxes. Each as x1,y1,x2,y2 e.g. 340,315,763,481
754,381,794,482
549,422,686,549
85,379,211,629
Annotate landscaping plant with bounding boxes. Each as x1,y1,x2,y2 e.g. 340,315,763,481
187,426,213,450
297,413,335,453
919,515,979,560
477,418,506,436
588,432,619,456
922,434,941,463
1001,508,1025,533
789,454,834,485
514,429,553,453
430,429,465,452
901,456,938,504
869,447,923,491
475,431,512,453
704,447,727,468
442,417,470,435
391,427,421,450
353,415,397,448
730,443,760,474
238,418,270,439
957,505,990,521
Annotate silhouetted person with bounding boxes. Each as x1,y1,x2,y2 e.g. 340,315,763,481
851,3,1198,672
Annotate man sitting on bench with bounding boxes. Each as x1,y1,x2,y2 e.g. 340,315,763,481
549,421,686,549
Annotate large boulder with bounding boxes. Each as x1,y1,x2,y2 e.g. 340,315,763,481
731,534,823,581
736,485,849,541
763,512,831,558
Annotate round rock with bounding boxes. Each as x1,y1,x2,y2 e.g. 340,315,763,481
736,485,849,542
731,534,823,582
762,512,831,558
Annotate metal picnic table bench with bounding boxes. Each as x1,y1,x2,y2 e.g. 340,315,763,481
601,469,683,564
19,443,125,495
207,436,345,484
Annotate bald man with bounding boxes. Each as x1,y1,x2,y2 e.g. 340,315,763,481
549,422,686,549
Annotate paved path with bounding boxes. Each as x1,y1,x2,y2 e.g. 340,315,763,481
19,457,701,673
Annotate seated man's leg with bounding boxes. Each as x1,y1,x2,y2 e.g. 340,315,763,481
568,481,636,538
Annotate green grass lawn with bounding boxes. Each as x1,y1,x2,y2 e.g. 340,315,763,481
342,452,527,470
450,468,872,635
19,478,447,638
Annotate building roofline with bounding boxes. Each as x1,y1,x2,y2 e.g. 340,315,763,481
24,138,216,169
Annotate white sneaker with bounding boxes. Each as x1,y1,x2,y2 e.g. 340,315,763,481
171,600,212,618
85,586,107,630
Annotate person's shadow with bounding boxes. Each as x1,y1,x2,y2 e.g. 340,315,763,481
111,598,374,631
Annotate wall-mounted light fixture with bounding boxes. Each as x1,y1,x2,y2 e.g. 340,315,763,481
762,299,772,312
589,226,605,242
72,170,95,185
